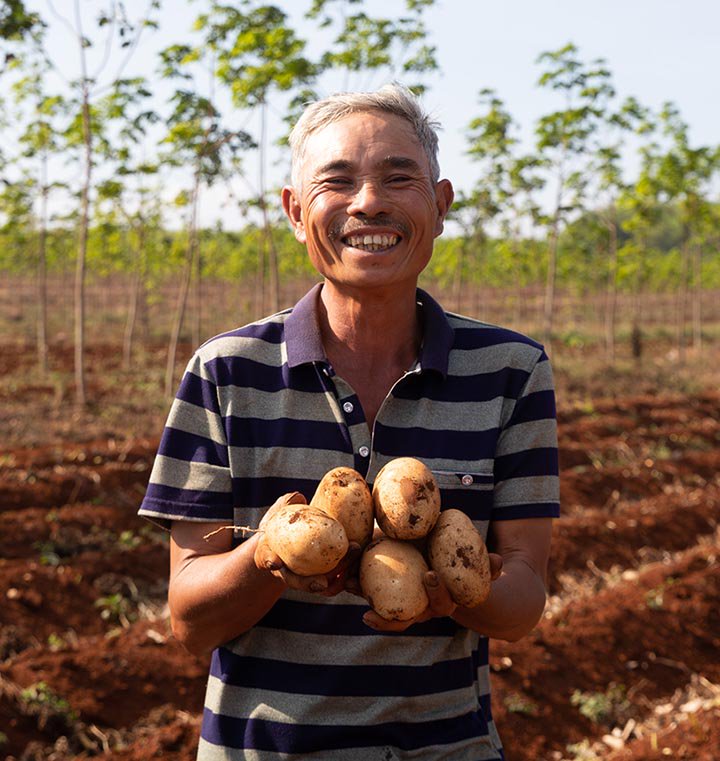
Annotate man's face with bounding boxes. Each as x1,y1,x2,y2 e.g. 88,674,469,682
283,110,454,292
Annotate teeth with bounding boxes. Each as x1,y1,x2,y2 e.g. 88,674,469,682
345,234,399,251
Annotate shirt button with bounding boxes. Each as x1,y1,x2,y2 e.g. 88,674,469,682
343,401,354,413
461,474,474,486
358,446,370,458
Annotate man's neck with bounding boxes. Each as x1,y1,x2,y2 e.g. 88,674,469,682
317,280,422,370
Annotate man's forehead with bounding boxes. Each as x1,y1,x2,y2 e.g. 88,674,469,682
301,111,428,173
315,155,424,175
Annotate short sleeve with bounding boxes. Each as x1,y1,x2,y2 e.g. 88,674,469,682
492,351,560,519
138,352,233,529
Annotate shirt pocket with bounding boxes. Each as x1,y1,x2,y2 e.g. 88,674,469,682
431,470,494,528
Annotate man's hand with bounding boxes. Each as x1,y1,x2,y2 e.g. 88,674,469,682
360,552,503,632
254,491,363,595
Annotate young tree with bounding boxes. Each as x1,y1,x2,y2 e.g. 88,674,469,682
535,42,614,347
159,41,254,396
46,0,158,405
90,78,159,368
591,96,652,361
197,2,316,315
653,102,717,359
453,89,520,312
11,50,67,372
618,135,665,362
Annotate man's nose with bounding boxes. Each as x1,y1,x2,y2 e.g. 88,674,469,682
346,180,389,217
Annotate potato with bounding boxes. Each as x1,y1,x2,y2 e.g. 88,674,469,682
310,466,374,547
263,503,349,576
427,509,491,608
372,457,441,540
359,537,429,621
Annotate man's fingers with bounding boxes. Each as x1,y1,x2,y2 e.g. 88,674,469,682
254,535,283,571
279,491,307,506
282,570,328,593
259,492,308,531
423,571,456,617
362,610,413,632
488,552,503,581
319,542,363,596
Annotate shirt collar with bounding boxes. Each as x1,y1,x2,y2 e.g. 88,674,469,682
285,282,453,378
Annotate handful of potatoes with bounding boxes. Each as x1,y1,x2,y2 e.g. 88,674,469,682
362,458,491,620
262,458,491,622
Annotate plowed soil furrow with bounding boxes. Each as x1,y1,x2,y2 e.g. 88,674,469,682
0,621,207,756
0,461,151,512
560,451,719,512
607,705,720,761
548,484,719,594
4,621,208,726
0,543,169,653
0,438,157,470
490,542,720,760
557,393,720,428
0,502,157,559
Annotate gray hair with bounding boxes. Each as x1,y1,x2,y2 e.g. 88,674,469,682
288,83,441,188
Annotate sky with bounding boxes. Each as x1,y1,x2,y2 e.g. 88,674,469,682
15,0,720,227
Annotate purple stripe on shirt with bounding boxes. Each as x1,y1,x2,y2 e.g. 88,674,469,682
452,325,544,353
393,366,532,403
373,422,501,462
200,707,497,755
224,416,352,451
254,598,460,637
495,446,560,480
157,427,230,466
211,650,476,697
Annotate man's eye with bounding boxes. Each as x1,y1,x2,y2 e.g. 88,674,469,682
324,177,352,186
388,175,412,184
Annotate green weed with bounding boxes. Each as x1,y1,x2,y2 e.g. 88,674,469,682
95,592,136,627
503,692,539,716
20,681,78,723
570,683,630,725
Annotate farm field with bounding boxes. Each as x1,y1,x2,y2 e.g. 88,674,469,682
0,337,718,760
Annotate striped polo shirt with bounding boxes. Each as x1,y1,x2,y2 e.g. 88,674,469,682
139,283,560,760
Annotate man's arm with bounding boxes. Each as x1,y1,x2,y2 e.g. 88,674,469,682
169,520,285,657
168,494,363,657
452,517,552,641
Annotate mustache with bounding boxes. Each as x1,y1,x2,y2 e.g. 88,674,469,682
330,217,409,239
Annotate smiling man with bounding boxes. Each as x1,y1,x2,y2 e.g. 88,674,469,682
139,84,560,760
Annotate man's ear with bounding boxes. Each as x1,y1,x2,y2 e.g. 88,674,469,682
281,186,306,244
433,179,455,238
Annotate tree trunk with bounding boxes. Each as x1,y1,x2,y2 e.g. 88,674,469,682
631,290,643,363
452,243,466,314
165,177,200,398
604,205,619,363
543,213,560,349
122,224,146,370
192,231,202,347
675,239,689,365
36,154,49,374
75,86,92,406
259,101,279,315
692,243,702,351
255,240,266,319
